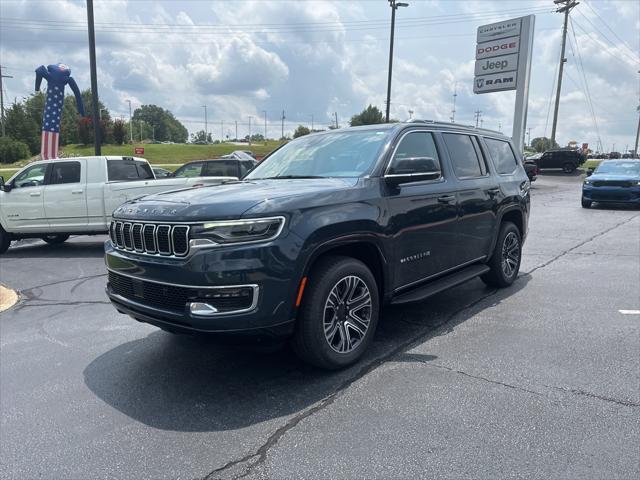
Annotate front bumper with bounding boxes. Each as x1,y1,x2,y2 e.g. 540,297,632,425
104,235,303,335
582,185,640,204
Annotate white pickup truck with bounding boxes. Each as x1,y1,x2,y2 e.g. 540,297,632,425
0,156,235,253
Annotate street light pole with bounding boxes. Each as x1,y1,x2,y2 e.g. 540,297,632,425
385,0,409,123
262,110,267,141
86,0,101,155
126,99,132,143
248,115,253,145
0,65,13,137
202,105,207,141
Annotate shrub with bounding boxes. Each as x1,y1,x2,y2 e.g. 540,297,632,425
0,137,31,164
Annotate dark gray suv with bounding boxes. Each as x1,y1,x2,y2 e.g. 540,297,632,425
105,121,530,369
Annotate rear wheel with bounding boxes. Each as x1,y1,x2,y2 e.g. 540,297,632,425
0,226,11,254
581,198,592,208
292,256,379,370
42,234,70,245
562,162,576,173
481,222,522,288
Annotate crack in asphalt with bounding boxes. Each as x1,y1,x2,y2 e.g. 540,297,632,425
202,290,499,480
544,384,640,408
527,214,640,275
19,273,107,293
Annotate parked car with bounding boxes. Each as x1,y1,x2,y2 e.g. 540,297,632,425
105,121,530,369
0,156,236,253
172,154,257,179
534,149,586,173
523,161,538,182
152,167,172,178
582,160,640,208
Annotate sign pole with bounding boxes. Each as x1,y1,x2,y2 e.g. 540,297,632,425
512,15,535,155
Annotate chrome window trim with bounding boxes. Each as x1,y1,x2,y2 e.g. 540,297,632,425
107,268,259,316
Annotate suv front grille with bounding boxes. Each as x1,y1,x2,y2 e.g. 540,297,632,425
592,180,633,187
110,221,190,257
108,271,256,313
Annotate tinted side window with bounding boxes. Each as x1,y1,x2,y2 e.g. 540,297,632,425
108,160,154,181
442,133,483,178
239,161,256,178
485,138,518,175
203,161,239,177
174,163,203,178
388,132,441,175
49,161,81,184
12,164,49,188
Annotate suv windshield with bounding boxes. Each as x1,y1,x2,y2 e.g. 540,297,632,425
595,161,640,176
245,129,390,179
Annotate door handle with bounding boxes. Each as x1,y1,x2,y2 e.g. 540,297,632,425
29,192,41,197
72,189,84,194
487,187,500,197
437,195,456,204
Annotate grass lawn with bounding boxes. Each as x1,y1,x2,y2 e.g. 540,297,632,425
0,141,284,179
583,159,602,170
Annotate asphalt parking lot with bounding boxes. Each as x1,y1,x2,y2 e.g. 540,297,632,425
1,172,639,479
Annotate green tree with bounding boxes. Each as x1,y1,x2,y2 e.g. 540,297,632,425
191,130,212,143
349,105,385,126
132,104,188,143
112,119,126,145
4,102,40,155
531,137,559,153
293,125,311,138
0,137,30,163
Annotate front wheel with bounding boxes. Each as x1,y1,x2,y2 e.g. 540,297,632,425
481,222,522,288
42,234,70,245
0,226,11,254
581,198,592,209
292,256,379,370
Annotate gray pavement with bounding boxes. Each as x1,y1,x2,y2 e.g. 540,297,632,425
1,173,639,479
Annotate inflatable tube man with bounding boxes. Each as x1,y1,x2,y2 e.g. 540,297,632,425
35,63,85,159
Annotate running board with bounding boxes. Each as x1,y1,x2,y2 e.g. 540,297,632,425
391,264,490,305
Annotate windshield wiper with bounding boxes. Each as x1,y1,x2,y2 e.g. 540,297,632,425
254,175,327,180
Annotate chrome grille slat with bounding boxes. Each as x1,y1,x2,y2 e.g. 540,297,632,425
143,224,156,253
109,221,191,257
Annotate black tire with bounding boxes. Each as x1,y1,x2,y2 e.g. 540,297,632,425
481,222,522,288
292,256,379,370
0,226,11,254
42,234,70,245
581,198,592,209
562,162,576,174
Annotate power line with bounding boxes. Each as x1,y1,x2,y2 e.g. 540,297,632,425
571,19,638,68
573,9,639,64
578,2,638,60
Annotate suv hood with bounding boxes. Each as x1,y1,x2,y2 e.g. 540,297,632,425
112,178,360,221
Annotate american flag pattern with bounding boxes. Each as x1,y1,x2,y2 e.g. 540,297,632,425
40,85,64,160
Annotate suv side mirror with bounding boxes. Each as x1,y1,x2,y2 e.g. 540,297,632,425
0,176,10,192
385,157,441,186
586,168,593,177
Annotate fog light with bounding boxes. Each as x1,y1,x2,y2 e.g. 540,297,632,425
190,302,219,316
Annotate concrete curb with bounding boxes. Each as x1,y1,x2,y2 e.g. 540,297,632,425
0,285,18,312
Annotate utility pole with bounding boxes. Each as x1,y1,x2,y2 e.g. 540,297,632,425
0,66,13,136
310,114,314,131
385,0,409,123
474,109,482,128
152,125,155,141
550,0,579,148
408,110,414,120
235,120,238,141
634,104,640,158
334,112,339,129
262,110,267,141
527,127,531,147
498,121,502,133
281,110,285,140
450,81,457,123
202,105,208,141
221,120,224,142
248,115,253,145
86,0,101,155
126,99,132,142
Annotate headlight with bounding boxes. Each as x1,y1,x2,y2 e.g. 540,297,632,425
190,216,285,245
584,180,592,185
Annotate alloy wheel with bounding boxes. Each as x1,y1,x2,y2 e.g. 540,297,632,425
323,275,372,354
501,232,520,278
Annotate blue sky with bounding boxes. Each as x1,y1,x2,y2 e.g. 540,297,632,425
1,0,638,151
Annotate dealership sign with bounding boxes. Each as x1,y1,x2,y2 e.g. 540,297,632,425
472,15,535,154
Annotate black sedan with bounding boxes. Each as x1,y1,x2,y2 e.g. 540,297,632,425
582,160,640,208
